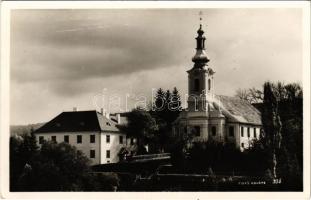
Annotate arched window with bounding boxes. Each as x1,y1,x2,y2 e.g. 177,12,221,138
208,79,211,91
194,79,200,92
195,102,198,111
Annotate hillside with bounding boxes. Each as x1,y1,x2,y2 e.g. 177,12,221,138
10,123,45,136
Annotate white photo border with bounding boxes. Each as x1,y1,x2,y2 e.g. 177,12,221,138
1,1,310,199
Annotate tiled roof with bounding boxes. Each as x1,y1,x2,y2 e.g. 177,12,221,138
35,110,120,133
96,112,120,132
214,95,262,125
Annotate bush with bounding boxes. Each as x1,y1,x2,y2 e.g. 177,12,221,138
10,138,119,191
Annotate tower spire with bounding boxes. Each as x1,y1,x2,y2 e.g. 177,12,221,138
192,11,209,66
199,10,203,27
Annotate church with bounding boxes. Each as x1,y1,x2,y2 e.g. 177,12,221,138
172,23,262,151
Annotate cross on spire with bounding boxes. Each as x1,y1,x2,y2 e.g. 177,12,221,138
199,11,203,27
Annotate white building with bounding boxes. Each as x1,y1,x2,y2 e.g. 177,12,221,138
34,110,136,165
173,24,262,151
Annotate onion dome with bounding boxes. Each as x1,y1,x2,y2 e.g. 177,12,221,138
192,24,210,65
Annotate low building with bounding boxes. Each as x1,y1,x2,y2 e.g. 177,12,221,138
34,110,136,165
173,96,262,151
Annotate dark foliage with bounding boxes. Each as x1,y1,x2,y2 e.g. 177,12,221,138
118,107,158,152
236,82,303,190
272,82,303,190
10,135,119,191
262,82,282,178
177,141,269,176
151,87,182,152
10,123,45,136
168,82,302,191
10,131,38,190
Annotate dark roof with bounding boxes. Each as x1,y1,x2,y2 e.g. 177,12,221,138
35,110,120,133
214,95,262,125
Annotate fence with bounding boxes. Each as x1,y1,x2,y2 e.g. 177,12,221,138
128,153,171,162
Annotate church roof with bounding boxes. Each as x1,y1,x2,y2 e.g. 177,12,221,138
34,110,120,133
214,95,262,125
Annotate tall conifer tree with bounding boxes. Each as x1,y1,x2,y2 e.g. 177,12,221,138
262,82,282,178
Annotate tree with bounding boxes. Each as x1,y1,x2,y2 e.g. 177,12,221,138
284,83,302,101
152,87,182,123
10,129,39,191
10,137,119,191
248,87,264,103
169,87,182,121
235,87,263,104
273,82,303,190
272,82,287,101
153,88,166,112
255,82,303,190
150,87,182,152
235,88,249,102
262,82,282,178
119,107,158,153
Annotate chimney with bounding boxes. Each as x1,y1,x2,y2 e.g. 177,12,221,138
73,107,78,112
100,108,104,115
116,113,121,124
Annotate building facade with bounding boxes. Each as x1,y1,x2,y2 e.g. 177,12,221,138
173,24,262,151
34,110,136,165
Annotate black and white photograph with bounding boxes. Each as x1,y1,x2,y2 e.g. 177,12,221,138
1,1,310,198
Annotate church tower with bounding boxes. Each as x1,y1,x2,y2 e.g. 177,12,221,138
172,17,262,149
172,18,225,143
187,23,215,112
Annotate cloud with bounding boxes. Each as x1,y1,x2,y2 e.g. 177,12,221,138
10,8,303,124
11,10,192,85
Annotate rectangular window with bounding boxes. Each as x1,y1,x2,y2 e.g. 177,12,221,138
64,135,69,143
106,150,110,158
130,138,134,145
212,126,217,136
247,127,250,137
184,126,187,134
77,135,82,143
194,79,200,92
229,126,234,137
119,136,123,144
51,136,57,143
106,135,110,143
194,126,200,136
241,126,244,137
241,143,244,148
39,136,44,144
254,128,257,138
90,150,95,158
90,135,95,143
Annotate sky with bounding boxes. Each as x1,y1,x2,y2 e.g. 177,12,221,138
10,8,303,125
